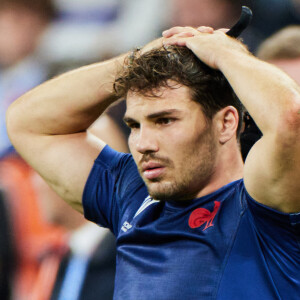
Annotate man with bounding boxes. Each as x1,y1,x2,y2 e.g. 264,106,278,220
6,25,300,299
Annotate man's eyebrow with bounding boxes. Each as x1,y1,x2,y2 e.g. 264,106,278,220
146,109,181,119
123,116,136,124
123,109,181,124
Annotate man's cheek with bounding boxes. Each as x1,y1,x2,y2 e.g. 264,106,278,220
128,135,136,152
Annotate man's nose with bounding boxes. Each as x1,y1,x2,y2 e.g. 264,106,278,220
135,127,159,154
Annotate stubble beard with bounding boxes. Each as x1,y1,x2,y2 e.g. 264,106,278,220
142,131,217,202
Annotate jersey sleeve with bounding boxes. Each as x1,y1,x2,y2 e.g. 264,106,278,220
82,145,146,235
244,187,300,238
243,184,300,289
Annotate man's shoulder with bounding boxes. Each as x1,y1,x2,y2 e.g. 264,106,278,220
94,145,135,171
94,145,143,192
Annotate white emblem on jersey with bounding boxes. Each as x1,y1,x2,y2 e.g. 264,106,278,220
133,195,160,219
121,196,159,233
121,221,132,232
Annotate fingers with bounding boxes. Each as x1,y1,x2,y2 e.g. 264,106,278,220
196,26,214,34
163,37,188,47
162,26,197,47
161,26,230,48
162,26,198,38
163,26,229,38
162,26,214,47
216,28,229,34
176,31,195,38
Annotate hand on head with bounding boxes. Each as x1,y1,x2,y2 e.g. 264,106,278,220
161,26,249,70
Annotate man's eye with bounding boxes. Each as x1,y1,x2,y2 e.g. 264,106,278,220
156,118,174,125
128,122,140,129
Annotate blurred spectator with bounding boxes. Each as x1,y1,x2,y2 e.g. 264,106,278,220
256,25,300,85
0,2,132,297
0,2,60,299
170,0,243,29
0,0,56,157
40,0,169,65
31,173,116,300
0,155,67,300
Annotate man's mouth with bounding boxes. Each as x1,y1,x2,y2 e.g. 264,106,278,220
142,162,165,180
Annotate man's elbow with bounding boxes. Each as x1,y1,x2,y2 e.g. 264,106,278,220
6,101,24,149
276,99,300,146
282,100,300,132
6,103,16,144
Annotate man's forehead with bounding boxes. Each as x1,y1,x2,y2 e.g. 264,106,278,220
124,86,201,121
126,85,192,107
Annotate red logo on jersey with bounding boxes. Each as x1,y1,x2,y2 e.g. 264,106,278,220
188,201,221,231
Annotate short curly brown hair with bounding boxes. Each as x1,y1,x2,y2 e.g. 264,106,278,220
114,45,244,136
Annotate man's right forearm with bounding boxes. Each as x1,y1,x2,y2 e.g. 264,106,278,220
6,54,127,141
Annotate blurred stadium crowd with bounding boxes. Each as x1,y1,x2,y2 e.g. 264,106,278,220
0,0,299,299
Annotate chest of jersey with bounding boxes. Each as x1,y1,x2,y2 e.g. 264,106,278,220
115,187,242,299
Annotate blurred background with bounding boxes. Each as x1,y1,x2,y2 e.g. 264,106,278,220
0,0,299,299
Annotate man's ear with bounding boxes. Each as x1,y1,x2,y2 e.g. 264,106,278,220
214,106,239,144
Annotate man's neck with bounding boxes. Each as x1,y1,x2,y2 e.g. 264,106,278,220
195,143,244,199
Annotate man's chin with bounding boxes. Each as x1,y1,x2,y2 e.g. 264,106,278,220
146,181,181,201
146,180,198,201
146,181,167,199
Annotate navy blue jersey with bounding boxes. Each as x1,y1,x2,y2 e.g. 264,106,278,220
83,145,300,300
